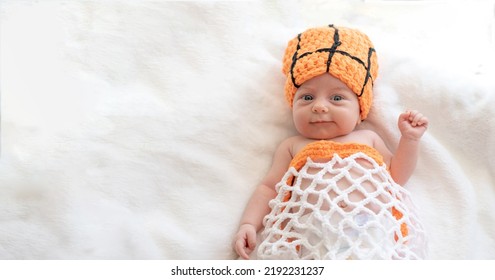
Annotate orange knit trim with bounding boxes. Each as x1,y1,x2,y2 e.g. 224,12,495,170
289,140,384,171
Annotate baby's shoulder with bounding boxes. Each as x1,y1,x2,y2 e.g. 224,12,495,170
345,129,384,148
352,129,381,140
280,135,307,146
277,135,311,158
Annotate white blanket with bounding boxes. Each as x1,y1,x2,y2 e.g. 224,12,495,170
1,0,494,259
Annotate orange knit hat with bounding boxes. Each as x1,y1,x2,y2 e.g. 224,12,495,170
282,25,378,120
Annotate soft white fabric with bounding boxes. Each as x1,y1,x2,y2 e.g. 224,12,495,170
0,0,494,259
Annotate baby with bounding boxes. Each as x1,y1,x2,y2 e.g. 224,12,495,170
234,25,428,260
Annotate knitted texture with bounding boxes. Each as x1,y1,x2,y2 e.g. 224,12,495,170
282,25,378,120
289,141,384,171
257,143,427,260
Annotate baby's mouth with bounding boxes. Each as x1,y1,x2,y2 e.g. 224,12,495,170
310,120,332,124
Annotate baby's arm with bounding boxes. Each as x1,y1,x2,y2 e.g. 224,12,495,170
234,138,294,259
234,184,275,259
389,110,429,185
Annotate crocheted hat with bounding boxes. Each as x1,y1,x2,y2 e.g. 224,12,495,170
282,25,378,120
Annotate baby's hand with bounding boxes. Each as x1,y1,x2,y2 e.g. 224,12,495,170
398,110,429,141
234,224,257,260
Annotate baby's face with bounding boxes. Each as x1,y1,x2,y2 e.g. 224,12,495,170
292,73,361,140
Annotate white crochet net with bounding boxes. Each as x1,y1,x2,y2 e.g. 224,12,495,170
257,152,427,260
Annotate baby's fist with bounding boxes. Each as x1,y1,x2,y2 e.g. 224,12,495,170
398,110,428,140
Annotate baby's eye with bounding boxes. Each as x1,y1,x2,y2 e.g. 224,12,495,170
302,95,313,101
331,95,343,101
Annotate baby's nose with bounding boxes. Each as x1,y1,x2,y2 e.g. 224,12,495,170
312,102,329,113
